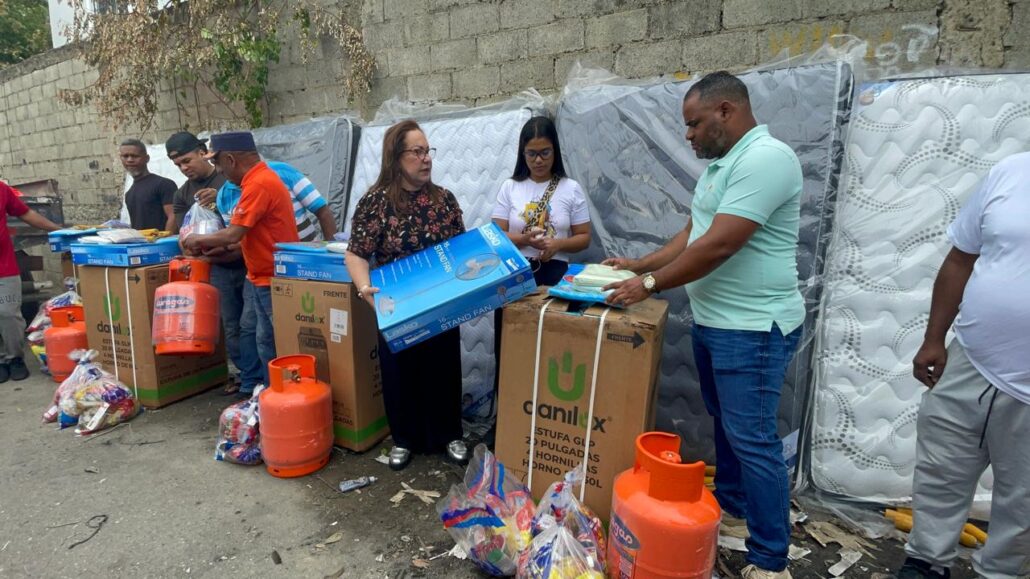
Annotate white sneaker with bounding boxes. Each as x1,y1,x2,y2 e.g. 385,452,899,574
741,564,792,579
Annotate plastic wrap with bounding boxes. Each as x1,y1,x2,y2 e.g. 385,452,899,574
555,62,854,474
531,465,606,570
253,115,361,232
215,387,263,465
808,72,1030,511
519,516,605,579
178,203,224,239
345,94,548,432
437,444,536,576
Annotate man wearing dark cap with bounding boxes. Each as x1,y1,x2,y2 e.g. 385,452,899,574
182,131,300,386
166,132,225,232
166,131,255,395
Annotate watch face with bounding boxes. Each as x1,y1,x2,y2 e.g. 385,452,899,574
644,275,655,290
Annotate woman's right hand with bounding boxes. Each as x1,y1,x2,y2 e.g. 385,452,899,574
360,285,380,309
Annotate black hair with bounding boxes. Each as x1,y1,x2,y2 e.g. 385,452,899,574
511,116,566,182
119,138,147,155
684,71,750,106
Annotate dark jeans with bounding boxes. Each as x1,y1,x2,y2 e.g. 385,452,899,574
378,328,463,453
492,259,569,412
692,323,802,572
243,280,276,388
208,265,245,379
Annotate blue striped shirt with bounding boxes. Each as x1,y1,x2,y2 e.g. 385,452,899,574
217,161,327,241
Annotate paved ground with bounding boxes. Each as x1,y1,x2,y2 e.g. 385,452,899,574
0,362,978,578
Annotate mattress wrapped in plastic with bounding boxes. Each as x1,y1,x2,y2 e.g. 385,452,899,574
810,73,1030,506
254,116,361,231
556,63,853,469
344,97,545,430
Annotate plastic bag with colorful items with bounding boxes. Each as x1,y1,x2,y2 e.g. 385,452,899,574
179,203,225,239
519,515,605,579
215,387,264,466
47,349,141,435
437,444,536,576
531,464,606,571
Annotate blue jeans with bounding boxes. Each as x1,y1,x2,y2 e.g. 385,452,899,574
244,280,275,387
208,265,245,377
692,323,802,572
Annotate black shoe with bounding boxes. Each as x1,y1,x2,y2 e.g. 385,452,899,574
9,358,29,381
897,557,950,579
0,363,9,384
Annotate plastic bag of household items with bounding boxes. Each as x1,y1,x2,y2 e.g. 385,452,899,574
437,444,536,576
531,465,606,570
518,515,605,579
48,350,140,434
214,387,264,465
179,203,225,239
27,287,84,373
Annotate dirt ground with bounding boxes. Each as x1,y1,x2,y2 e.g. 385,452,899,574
0,362,978,578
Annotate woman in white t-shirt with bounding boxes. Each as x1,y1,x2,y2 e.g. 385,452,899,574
491,116,592,286
488,117,592,442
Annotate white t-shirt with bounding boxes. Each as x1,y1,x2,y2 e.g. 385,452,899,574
491,177,591,261
948,152,1030,405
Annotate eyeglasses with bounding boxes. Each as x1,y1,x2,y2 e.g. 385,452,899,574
402,147,436,160
524,148,553,161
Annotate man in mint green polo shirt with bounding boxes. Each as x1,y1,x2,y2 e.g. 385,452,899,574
605,71,803,579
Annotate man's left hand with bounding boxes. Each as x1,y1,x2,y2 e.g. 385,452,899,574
605,276,649,307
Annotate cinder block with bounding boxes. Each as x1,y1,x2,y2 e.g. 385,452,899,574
683,31,760,73
362,0,385,24
384,0,429,21
649,0,721,38
478,29,529,64
500,0,555,30
430,38,478,71
585,9,648,49
528,19,585,56
801,0,890,18
449,2,499,38
387,45,432,76
408,73,453,100
452,65,500,98
405,12,450,45
500,56,555,92
615,40,683,78
723,0,802,28
760,20,847,61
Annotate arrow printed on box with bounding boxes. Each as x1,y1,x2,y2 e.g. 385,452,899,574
607,331,645,349
129,274,141,284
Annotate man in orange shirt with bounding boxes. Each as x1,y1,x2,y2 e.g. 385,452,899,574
182,131,299,385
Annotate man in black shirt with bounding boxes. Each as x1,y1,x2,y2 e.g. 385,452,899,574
121,138,176,231
166,132,226,232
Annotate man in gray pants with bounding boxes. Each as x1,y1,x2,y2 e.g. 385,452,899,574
899,152,1030,579
0,181,62,382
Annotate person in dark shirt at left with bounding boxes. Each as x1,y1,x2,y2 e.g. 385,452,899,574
120,138,176,231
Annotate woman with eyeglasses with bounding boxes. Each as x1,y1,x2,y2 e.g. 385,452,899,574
345,119,468,471
487,116,592,441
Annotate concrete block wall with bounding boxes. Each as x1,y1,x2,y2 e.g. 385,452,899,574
2,0,1030,284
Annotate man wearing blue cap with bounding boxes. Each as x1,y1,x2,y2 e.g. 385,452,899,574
182,131,300,386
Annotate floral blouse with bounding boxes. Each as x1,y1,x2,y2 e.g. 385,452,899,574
348,187,466,266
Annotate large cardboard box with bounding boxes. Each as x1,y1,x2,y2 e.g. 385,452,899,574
371,223,536,353
495,293,669,521
79,265,228,408
271,278,388,452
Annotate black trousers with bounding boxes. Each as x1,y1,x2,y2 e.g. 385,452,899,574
378,328,463,453
492,259,569,397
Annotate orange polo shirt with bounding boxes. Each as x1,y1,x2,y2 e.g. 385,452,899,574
230,161,300,286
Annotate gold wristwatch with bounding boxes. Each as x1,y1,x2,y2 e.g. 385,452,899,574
642,273,658,294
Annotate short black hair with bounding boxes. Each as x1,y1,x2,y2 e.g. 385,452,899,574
684,71,750,106
119,138,147,155
511,116,566,182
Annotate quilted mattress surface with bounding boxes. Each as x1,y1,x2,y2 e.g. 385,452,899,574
556,63,852,467
344,106,537,425
810,74,1030,504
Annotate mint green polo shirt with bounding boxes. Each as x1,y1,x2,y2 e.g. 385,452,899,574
685,125,805,334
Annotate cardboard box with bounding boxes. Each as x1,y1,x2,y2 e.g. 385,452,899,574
49,228,97,252
274,250,351,283
79,265,228,408
271,278,388,452
495,293,669,522
71,238,179,267
371,223,536,352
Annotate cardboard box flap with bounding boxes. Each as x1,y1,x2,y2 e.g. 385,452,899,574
505,291,668,331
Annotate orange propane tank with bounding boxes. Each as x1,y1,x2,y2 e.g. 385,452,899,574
152,258,220,355
607,432,722,579
259,355,333,478
44,305,88,382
